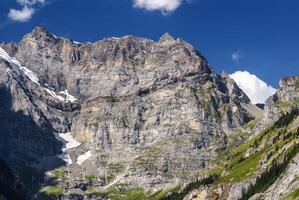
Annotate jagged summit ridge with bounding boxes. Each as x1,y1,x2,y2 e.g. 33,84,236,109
3,27,218,99
26,26,176,45
159,32,175,42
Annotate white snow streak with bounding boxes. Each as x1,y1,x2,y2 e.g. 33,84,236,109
19,66,40,85
103,165,131,189
51,33,58,39
103,177,121,190
0,47,40,85
109,36,131,40
53,132,81,166
77,150,92,165
59,90,77,102
57,153,73,165
72,40,81,44
45,89,77,102
0,47,77,103
55,132,81,150
45,88,65,101
0,47,21,66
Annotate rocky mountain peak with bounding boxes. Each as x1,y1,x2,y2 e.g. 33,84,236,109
26,26,57,40
221,70,230,78
263,75,299,122
279,76,299,88
31,26,50,34
159,32,175,42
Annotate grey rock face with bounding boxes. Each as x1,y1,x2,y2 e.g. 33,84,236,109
0,27,260,198
184,77,299,200
0,58,62,167
264,76,299,120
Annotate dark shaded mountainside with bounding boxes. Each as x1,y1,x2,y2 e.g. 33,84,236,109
0,27,297,200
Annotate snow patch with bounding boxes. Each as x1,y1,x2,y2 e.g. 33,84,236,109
45,88,65,101
59,90,77,102
58,153,73,166
51,33,58,39
19,66,40,85
73,40,81,44
53,132,81,166
77,150,92,165
109,36,131,40
54,132,81,150
45,88,77,102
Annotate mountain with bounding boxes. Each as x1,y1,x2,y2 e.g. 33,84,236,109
179,76,299,200
0,27,297,200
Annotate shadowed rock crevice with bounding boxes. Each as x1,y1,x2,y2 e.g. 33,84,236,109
0,159,25,200
0,85,64,199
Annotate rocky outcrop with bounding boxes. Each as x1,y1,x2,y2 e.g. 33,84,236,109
264,76,299,120
249,154,299,200
0,59,59,167
183,76,299,200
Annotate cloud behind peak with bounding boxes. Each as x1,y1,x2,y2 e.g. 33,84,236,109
229,71,277,104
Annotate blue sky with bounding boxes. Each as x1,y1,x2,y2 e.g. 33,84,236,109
0,0,299,92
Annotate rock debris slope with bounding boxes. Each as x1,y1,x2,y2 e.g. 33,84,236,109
0,27,264,199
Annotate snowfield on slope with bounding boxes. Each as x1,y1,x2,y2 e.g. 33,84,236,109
77,150,92,165
54,132,81,166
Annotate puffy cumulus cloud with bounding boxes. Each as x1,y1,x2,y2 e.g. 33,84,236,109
8,6,35,22
133,0,183,14
8,0,45,22
229,71,277,104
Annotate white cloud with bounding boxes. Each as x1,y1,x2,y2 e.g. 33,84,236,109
8,6,35,22
232,50,244,63
133,0,183,14
7,0,45,22
229,71,277,104
17,0,45,6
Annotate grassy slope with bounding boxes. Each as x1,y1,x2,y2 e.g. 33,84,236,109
84,185,180,200
212,110,299,184
41,186,64,197
283,188,299,200
163,109,299,200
